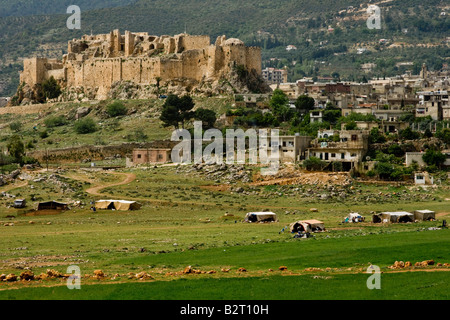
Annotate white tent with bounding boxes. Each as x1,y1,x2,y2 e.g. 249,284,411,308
343,213,365,223
244,212,278,223
372,211,414,223
95,200,142,211
289,219,325,233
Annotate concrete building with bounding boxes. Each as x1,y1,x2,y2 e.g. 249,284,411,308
262,67,288,85
416,90,449,120
306,130,369,171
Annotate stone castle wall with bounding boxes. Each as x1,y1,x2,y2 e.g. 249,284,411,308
19,30,263,100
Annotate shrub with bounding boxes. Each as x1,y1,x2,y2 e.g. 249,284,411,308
39,130,49,139
44,116,67,128
9,121,22,133
106,101,128,117
303,157,327,171
41,76,61,100
74,118,97,134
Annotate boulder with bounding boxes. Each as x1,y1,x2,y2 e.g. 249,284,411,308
20,270,35,281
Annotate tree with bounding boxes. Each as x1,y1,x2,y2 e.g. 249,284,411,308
303,157,327,171
6,135,25,163
41,76,61,100
294,95,315,112
74,117,97,134
269,89,292,122
435,128,450,144
345,121,357,130
422,149,446,168
369,128,386,144
423,128,433,138
399,127,420,140
160,94,195,129
194,108,217,129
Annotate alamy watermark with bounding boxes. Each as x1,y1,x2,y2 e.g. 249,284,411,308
367,5,381,30
366,265,381,290
67,5,81,30
171,122,280,175
67,265,81,289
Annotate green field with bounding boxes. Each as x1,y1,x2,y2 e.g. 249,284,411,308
0,165,449,300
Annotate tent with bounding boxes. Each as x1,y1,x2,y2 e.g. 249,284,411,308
244,212,278,223
414,210,436,221
343,212,365,223
372,211,414,223
289,220,325,233
37,201,68,211
95,200,142,211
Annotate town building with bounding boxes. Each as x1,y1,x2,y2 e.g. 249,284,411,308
262,67,288,85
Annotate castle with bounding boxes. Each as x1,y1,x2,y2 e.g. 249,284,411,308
18,30,263,101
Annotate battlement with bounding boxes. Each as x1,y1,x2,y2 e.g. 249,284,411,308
19,30,264,101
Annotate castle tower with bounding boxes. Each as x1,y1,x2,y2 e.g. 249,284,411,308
124,31,135,57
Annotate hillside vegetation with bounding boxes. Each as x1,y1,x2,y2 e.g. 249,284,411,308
0,0,448,96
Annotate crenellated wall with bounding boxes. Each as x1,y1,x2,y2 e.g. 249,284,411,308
19,30,263,100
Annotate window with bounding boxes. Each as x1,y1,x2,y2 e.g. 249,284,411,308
158,154,163,160
331,153,336,158
351,135,357,141
137,154,142,159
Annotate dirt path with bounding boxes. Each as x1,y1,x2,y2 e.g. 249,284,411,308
0,181,29,193
63,171,136,197
85,172,136,196
436,212,450,218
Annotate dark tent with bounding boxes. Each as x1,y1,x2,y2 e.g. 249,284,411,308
37,201,68,211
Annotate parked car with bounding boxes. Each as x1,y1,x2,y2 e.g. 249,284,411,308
13,199,26,208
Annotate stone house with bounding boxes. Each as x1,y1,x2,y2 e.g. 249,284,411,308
131,148,172,165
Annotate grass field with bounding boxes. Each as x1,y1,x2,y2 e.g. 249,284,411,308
0,164,449,300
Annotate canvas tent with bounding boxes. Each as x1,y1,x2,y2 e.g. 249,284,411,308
414,210,436,221
95,200,142,211
244,212,278,223
37,201,68,211
372,211,414,223
343,213,365,223
289,220,325,233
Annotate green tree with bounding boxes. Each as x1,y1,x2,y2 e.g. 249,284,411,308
422,149,446,168
294,95,315,112
269,89,292,122
303,156,327,171
160,94,195,129
6,135,25,163
435,128,450,144
41,76,61,100
369,128,386,144
399,127,420,140
194,108,217,129
345,121,357,130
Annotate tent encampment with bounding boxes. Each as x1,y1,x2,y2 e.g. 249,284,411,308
414,210,436,221
343,213,365,223
95,200,142,211
289,220,325,233
37,201,68,211
372,211,414,223
244,212,278,223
